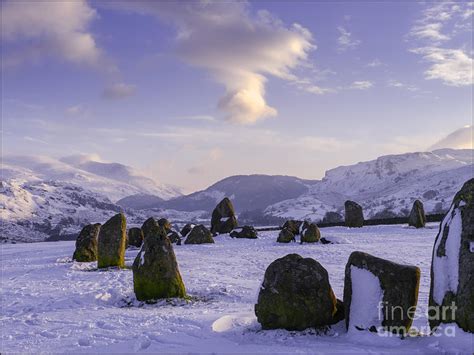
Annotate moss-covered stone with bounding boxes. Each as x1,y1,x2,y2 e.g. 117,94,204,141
97,213,127,268
127,227,144,248
229,225,258,239
166,230,182,245
344,201,364,228
276,228,295,243
158,218,172,232
300,223,321,243
211,197,238,234
281,220,309,235
344,251,420,335
255,254,338,330
408,200,426,228
184,225,214,244
73,223,101,262
133,218,186,301
180,223,195,238
429,178,474,333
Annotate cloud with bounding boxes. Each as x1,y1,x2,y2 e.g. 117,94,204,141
410,47,473,87
410,22,450,42
65,105,84,115
107,1,314,124
23,136,49,145
409,3,473,87
428,125,473,150
349,81,373,90
366,59,383,67
178,115,216,122
337,26,361,52
102,83,137,99
387,80,419,92
1,1,102,67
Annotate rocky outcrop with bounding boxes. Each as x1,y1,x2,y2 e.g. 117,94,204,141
344,251,420,335
408,200,427,228
184,225,214,244
344,201,364,228
127,227,144,248
429,178,474,333
211,197,238,234
229,226,258,239
132,218,186,301
97,213,127,268
73,223,101,262
300,223,321,243
255,254,338,330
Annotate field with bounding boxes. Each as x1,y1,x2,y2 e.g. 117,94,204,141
1,223,472,353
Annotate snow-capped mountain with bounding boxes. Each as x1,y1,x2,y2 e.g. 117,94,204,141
3,155,181,202
0,155,182,242
265,149,473,220
1,149,472,243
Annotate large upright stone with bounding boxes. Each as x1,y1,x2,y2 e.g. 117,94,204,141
73,223,101,262
158,218,172,232
276,228,295,243
344,251,420,335
282,220,303,235
211,197,238,234
127,227,144,248
97,213,127,268
180,223,195,238
429,178,474,333
300,223,321,243
344,201,364,228
255,254,338,330
408,200,427,228
184,225,214,244
133,218,186,301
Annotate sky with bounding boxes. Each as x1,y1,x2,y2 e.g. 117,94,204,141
1,1,473,192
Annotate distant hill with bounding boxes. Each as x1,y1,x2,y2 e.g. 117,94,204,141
119,149,473,221
118,175,315,212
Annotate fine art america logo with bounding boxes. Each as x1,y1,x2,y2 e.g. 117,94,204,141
374,301,458,337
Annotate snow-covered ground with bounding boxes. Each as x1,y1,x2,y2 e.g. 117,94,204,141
1,224,472,353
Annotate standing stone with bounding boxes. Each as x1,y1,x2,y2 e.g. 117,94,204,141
158,218,172,232
300,223,321,243
133,218,186,301
229,226,258,239
184,225,214,244
73,223,101,262
277,228,295,243
255,254,338,330
344,201,364,228
408,200,427,228
180,223,195,238
344,251,420,335
97,213,127,268
282,220,303,235
429,178,474,333
211,197,238,234
166,230,182,245
127,227,144,248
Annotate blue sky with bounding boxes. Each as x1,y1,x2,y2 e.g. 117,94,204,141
2,1,472,191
